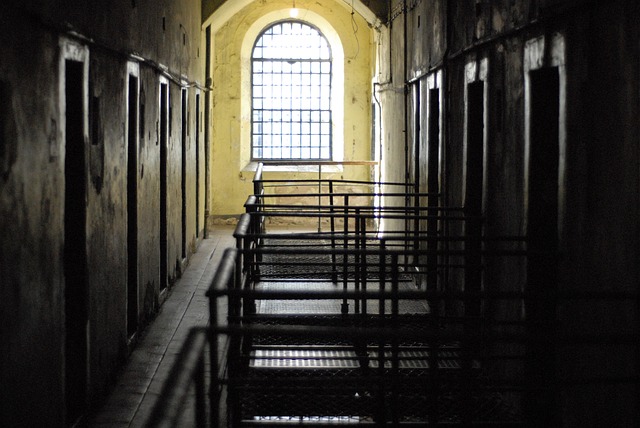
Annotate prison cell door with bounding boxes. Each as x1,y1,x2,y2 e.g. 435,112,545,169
64,59,88,426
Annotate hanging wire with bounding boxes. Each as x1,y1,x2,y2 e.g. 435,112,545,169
349,0,360,59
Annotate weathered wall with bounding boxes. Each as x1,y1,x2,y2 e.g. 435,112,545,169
207,0,375,221
0,7,66,425
378,0,639,425
0,0,204,425
376,0,406,233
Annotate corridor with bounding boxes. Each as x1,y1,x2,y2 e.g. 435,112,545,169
87,227,234,427
2,0,640,426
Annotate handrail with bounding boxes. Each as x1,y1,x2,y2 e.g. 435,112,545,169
147,161,639,426
248,191,441,199
253,161,408,233
258,160,378,166
253,162,264,196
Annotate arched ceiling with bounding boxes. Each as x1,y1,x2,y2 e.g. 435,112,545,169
202,0,388,31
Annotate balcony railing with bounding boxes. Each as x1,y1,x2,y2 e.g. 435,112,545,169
147,163,638,427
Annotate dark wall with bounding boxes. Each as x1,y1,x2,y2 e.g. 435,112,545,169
0,1,204,426
379,0,639,425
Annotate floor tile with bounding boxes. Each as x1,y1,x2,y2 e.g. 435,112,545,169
88,227,235,427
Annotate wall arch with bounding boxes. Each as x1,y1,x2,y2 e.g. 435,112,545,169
240,9,345,168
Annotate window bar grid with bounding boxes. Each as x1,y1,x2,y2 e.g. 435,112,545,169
251,21,332,161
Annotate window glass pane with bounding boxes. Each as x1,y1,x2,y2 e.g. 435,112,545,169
251,21,333,160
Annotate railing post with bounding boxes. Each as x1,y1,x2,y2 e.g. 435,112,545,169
330,180,338,283
318,163,322,232
427,194,438,300
375,250,387,424
427,253,441,426
391,253,400,425
413,191,420,269
341,195,350,315
354,207,361,314
360,214,368,316
253,162,263,196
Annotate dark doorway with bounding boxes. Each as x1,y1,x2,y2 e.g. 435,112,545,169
427,89,440,199
411,83,420,252
160,83,168,290
181,89,187,260
412,83,421,193
204,25,211,236
525,66,560,426
195,93,200,238
464,81,485,320
64,59,88,426
127,75,139,337
426,88,440,291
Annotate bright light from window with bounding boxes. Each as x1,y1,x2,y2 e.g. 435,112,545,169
251,21,333,161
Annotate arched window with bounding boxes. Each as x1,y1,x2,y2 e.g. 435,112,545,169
251,21,333,160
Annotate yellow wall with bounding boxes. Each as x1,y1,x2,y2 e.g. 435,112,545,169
209,0,375,220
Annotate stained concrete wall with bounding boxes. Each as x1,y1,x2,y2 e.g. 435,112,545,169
378,0,639,425
0,1,205,425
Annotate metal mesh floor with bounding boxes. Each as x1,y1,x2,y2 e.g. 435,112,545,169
255,281,429,315
228,237,522,425
258,238,413,281
249,348,476,370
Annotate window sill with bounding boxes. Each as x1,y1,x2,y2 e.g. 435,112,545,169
242,161,343,173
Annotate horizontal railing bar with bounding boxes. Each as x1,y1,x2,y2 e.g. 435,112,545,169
242,211,476,221
237,231,528,242
259,160,379,166
247,206,461,214
253,191,438,197
211,324,640,346
248,204,452,212
209,287,639,302
236,248,530,258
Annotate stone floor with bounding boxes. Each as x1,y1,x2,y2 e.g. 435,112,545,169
87,226,236,428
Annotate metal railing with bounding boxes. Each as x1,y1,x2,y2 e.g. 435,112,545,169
147,164,639,427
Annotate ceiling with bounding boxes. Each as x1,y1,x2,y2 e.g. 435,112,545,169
202,0,389,28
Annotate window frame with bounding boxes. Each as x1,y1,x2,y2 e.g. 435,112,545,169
240,9,345,172
250,20,334,162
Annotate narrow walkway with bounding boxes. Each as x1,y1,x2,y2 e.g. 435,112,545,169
88,226,235,428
